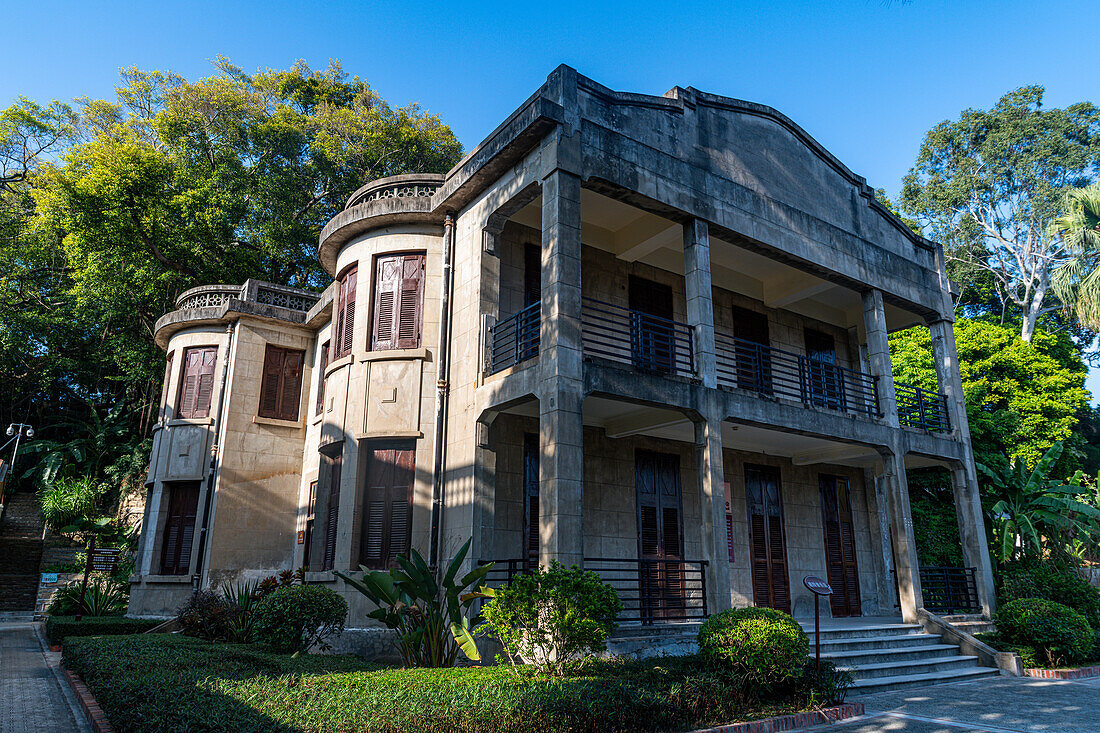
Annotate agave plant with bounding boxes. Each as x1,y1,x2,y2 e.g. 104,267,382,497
978,442,1100,561
221,579,261,643
48,577,127,617
335,539,493,668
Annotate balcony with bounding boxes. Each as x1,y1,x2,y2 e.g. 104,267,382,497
581,298,695,378
487,302,540,375
895,381,951,433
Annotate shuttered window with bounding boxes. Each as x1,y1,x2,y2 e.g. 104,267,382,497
177,346,217,419
302,479,317,571
371,253,425,351
315,341,330,416
334,266,357,358
360,443,415,569
321,452,342,571
161,351,174,418
724,481,735,562
745,465,791,613
523,433,539,569
160,482,200,575
258,345,305,422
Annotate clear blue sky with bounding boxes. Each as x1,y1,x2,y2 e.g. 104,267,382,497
5,0,1100,398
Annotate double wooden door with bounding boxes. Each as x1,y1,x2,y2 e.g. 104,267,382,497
819,474,861,616
745,465,791,612
636,449,685,620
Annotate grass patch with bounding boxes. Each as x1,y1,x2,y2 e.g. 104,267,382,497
45,616,163,646
63,634,819,732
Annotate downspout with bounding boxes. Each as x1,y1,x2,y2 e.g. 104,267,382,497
193,320,237,591
429,212,456,568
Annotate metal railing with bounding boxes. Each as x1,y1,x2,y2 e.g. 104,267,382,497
487,303,540,375
479,557,708,625
581,298,695,378
920,566,980,614
895,381,951,433
713,333,879,418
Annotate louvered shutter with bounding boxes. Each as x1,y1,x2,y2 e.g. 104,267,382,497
303,480,317,570
178,347,216,419
322,454,341,571
523,433,540,568
371,257,400,350
746,466,790,612
178,350,200,418
259,346,284,419
334,267,357,358
360,444,414,569
396,255,425,349
315,341,330,416
160,482,199,575
388,447,414,563
162,352,174,419
278,349,303,421
724,481,736,562
195,348,217,418
820,476,861,617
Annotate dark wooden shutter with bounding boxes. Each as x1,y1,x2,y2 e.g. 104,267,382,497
372,256,399,350
177,347,217,419
372,254,425,351
195,347,217,417
303,479,317,571
636,450,685,620
258,346,304,421
820,475,861,617
162,351,174,417
315,341,330,416
321,453,341,571
523,433,539,569
360,444,415,569
160,482,200,575
259,346,284,419
724,481,736,562
396,255,425,349
335,266,357,358
745,465,790,613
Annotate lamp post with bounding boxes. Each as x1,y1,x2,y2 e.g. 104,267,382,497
1,423,34,519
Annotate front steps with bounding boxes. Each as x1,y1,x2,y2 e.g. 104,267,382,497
805,620,999,694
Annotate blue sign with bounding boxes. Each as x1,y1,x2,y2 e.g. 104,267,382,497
41,573,59,584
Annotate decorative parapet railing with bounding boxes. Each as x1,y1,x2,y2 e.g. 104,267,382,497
920,566,980,614
344,173,444,209
714,333,879,419
175,285,243,310
479,557,708,625
894,381,950,433
486,302,540,375
581,297,695,378
175,281,318,314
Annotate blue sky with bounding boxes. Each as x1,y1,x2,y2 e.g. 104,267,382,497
5,0,1100,398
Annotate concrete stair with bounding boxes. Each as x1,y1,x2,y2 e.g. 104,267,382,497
804,620,999,694
0,492,45,613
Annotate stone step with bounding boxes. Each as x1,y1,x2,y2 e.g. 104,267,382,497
803,623,923,641
814,633,943,652
0,611,35,622
839,654,980,680
850,665,999,695
821,643,963,666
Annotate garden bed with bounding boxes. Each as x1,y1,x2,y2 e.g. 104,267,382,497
63,634,836,733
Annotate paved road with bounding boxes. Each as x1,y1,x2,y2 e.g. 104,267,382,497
0,623,90,733
832,675,1100,732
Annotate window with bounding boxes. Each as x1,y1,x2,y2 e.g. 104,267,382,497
724,481,735,562
371,253,425,351
321,451,342,571
177,346,217,419
523,433,539,569
360,443,415,569
302,480,317,571
258,345,305,422
334,265,357,358
161,351,174,417
160,482,200,575
315,341,330,416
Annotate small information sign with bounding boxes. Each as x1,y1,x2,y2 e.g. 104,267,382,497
803,575,833,596
41,572,58,584
88,547,122,574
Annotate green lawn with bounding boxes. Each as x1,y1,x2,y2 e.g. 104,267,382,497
63,634,817,732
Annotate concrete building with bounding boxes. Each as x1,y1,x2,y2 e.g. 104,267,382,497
130,66,995,636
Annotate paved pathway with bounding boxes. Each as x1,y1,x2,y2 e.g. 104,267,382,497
828,675,1100,732
0,623,90,733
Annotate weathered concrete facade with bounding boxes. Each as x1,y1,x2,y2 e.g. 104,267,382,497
131,66,994,630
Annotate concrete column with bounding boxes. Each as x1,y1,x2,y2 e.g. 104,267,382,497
695,398,732,613
861,289,898,427
538,169,585,568
683,218,717,389
877,451,924,622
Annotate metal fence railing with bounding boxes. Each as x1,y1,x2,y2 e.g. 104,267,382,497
895,381,951,433
920,566,980,614
713,333,879,418
581,298,695,378
486,302,540,375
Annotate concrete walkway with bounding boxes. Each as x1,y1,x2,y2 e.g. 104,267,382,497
0,623,90,733
828,675,1100,732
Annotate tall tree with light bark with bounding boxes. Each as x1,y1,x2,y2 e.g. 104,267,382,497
901,86,1100,341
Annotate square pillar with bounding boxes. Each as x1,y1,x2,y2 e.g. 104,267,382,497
861,289,898,426
695,399,732,613
950,465,996,617
877,451,924,622
538,169,584,568
683,218,717,389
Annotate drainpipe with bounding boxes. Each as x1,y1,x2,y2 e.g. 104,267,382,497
429,212,456,568
193,320,237,591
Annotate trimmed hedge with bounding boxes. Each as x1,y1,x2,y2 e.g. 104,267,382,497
996,598,1093,667
63,634,818,733
44,616,163,646
999,558,1100,626
697,607,809,696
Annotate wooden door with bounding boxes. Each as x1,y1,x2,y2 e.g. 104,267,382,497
523,432,540,570
636,449,685,620
805,329,845,411
360,443,415,569
745,465,790,612
160,482,200,575
732,307,772,395
520,244,541,360
321,452,341,571
629,276,675,374
820,474,861,616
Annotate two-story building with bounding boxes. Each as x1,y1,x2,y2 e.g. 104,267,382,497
130,66,995,642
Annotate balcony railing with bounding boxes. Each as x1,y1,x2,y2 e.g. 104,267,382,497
487,302,540,375
581,298,695,378
920,566,980,614
713,333,878,419
480,557,708,625
895,381,950,433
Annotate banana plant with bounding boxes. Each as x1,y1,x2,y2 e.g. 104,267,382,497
335,539,494,667
978,442,1100,561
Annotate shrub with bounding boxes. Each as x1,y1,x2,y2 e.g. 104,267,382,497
177,590,243,642
252,584,347,653
482,562,622,676
999,557,1100,626
39,476,105,533
47,577,127,617
44,616,162,646
797,659,853,705
996,597,1093,666
697,607,809,696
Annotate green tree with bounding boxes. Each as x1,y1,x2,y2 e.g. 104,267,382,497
901,86,1100,341
890,319,1088,467
1051,183,1100,330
